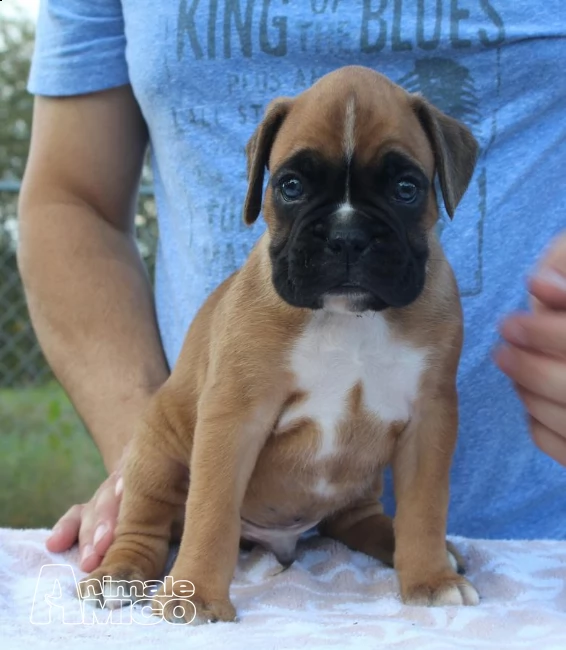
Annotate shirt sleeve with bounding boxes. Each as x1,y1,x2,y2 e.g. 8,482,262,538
28,0,129,96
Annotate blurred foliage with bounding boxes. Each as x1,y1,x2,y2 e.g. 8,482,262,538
0,382,105,528
0,15,34,186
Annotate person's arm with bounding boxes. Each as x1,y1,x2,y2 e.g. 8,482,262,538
18,85,169,569
496,233,566,466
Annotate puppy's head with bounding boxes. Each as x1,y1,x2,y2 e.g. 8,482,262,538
244,66,478,313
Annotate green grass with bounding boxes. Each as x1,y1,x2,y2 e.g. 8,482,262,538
0,382,106,528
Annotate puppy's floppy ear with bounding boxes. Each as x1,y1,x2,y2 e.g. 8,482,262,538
411,95,479,219
243,98,293,226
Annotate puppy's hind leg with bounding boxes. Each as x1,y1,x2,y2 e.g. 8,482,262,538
319,500,465,573
319,471,465,573
319,498,396,567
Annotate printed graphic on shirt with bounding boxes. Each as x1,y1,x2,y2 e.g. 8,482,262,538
176,0,505,60
168,0,505,298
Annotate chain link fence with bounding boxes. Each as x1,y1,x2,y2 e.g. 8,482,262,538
0,183,157,388
1,184,50,387
0,181,158,528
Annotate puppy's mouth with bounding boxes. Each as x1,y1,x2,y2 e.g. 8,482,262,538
325,282,366,294
324,282,374,301
322,282,389,313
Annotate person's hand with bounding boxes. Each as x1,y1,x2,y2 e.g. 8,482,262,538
495,232,566,466
45,452,126,572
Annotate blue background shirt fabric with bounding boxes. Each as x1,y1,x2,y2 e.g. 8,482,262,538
29,0,566,539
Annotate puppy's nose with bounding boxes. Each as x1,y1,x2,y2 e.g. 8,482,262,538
326,227,370,261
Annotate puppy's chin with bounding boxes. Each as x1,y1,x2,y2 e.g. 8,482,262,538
322,289,387,314
270,278,423,313
273,283,391,314
323,295,369,314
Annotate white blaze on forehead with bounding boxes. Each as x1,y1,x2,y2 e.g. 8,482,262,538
343,97,357,162
342,96,356,204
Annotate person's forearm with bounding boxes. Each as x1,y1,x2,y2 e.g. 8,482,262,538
18,202,169,472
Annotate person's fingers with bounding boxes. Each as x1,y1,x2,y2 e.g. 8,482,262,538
529,268,566,312
528,233,566,311
493,344,566,404
77,499,102,573
516,386,566,438
499,312,566,357
78,473,123,572
528,415,566,467
46,504,84,553
91,476,121,557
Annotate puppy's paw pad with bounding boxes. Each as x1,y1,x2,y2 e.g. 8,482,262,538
193,597,237,625
402,575,479,607
79,566,146,609
152,597,197,625
154,595,237,625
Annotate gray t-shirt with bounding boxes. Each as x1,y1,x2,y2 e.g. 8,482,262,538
29,0,566,538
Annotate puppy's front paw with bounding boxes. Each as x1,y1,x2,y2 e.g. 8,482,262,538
79,565,148,609
153,592,237,625
401,572,479,607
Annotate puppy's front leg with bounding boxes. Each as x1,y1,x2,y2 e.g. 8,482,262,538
393,387,479,606
153,393,274,624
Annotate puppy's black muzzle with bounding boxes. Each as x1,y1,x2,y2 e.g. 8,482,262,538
270,204,428,312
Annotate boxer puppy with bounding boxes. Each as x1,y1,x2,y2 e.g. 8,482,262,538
80,65,479,623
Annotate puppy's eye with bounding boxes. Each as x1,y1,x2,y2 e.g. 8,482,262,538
394,179,419,204
280,176,304,201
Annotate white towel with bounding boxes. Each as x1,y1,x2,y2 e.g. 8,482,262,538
1,528,565,649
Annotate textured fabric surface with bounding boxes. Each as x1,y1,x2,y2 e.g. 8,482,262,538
2,528,566,649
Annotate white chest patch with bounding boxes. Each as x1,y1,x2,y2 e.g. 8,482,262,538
278,312,428,459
